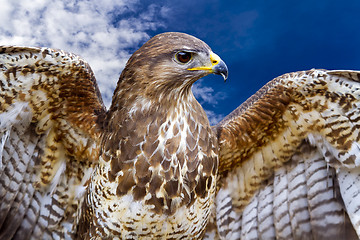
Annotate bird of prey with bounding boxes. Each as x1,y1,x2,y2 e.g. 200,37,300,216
1,32,360,239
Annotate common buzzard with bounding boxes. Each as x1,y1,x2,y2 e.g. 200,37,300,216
1,32,359,239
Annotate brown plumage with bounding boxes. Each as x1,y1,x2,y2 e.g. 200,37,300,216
1,32,360,239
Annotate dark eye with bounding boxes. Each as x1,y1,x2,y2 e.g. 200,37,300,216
176,51,192,63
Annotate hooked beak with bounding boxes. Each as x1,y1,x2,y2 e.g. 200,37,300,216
187,52,228,81
212,58,228,81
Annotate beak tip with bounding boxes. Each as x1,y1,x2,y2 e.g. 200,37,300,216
213,59,228,82
220,73,227,82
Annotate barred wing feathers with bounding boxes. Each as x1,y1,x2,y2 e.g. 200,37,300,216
214,69,360,239
0,46,105,239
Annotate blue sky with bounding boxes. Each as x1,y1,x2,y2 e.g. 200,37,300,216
1,0,360,123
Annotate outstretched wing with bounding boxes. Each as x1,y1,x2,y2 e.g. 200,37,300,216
0,46,106,239
212,69,360,239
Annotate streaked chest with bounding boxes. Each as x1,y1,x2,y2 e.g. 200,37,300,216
89,99,219,238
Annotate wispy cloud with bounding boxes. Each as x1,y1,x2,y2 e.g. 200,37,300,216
192,80,226,125
0,0,170,106
192,80,226,106
205,110,225,126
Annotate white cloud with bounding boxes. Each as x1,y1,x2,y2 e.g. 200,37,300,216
192,80,226,106
192,81,226,125
0,0,166,107
205,110,225,126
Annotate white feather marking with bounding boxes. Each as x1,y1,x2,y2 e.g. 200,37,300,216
39,192,52,223
349,142,360,166
307,133,318,146
0,101,32,130
0,130,10,170
49,157,66,195
337,167,360,238
308,133,360,168
75,167,94,200
128,97,153,118
241,193,258,239
215,188,242,240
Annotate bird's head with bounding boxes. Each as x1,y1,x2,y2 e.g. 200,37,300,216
119,32,228,95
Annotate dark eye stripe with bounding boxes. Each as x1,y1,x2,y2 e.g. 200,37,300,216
176,51,192,63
